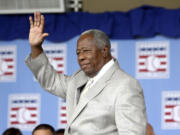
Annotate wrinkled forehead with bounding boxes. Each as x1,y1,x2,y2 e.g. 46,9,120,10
77,34,97,48
78,33,94,42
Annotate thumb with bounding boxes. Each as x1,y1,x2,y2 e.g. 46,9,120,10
42,33,49,38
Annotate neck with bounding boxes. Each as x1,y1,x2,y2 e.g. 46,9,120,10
88,56,113,78
105,56,113,64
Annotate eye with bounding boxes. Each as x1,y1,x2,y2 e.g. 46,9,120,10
83,49,91,53
76,50,80,55
76,49,92,56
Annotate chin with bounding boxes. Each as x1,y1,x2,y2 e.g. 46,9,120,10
85,72,96,78
83,70,92,77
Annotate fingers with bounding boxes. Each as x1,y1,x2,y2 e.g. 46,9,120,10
37,12,41,26
29,11,47,38
40,15,45,31
29,11,44,29
34,12,37,26
29,16,34,28
34,11,41,26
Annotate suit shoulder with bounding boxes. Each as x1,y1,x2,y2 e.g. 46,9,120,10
114,68,137,82
110,68,142,91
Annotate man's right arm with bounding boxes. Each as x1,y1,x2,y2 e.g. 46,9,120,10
25,53,69,99
29,11,49,58
26,12,69,99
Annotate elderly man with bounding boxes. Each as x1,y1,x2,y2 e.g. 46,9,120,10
26,11,147,135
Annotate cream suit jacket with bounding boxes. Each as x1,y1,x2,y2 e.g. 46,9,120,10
25,53,147,135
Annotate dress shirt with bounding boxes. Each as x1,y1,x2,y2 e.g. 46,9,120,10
89,58,114,87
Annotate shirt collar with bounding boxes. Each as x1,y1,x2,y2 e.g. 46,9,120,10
89,59,114,86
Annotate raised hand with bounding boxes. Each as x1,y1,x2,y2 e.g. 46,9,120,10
29,11,48,47
29,11,49,58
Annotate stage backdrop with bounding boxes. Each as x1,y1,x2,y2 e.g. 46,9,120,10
0,35,180,135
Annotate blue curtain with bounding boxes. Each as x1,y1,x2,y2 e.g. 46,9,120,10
1,6,180,42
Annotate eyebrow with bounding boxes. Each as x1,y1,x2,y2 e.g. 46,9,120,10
76,47,92,50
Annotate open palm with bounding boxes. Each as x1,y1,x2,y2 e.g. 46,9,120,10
29,12,48,47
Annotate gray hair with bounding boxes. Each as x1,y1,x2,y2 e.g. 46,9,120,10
80,29,111,49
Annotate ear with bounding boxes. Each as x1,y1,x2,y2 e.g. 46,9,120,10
101,46,110,58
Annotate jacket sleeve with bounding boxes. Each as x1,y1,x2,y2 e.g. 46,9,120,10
25,52,71,99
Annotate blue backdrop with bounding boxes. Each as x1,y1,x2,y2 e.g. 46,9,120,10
0,35,180,135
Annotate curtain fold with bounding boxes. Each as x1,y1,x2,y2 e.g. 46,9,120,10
0,6,180,42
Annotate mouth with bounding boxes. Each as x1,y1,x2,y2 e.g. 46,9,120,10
80,63,90,70
81,64,88,69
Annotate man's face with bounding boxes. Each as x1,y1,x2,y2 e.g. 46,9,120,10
33,129,52,135
76,34,105,77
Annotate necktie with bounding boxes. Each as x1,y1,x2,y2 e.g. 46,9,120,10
79,78,94,102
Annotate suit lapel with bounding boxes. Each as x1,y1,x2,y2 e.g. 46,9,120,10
73,71,88,106
67,73,88,128
68,60,120,127
68,80,107,125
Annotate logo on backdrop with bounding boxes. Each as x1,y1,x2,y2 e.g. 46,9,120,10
136,41,169,79
0,46,16,82
162,91,180,129
43,44,67,74
58,98,67,129
8,94,40,131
